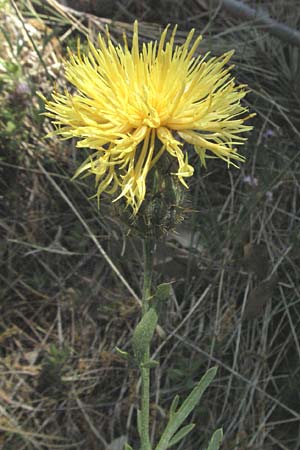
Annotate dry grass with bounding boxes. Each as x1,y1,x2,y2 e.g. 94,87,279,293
1,0,300,449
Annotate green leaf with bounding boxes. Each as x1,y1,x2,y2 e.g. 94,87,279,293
154,367,218,450
124,444,133,450
206,428,223,450
115,347,129,360
155,283,171,302
169,395,180,418
168,423,195,447
170,367,217,433
141,359,159,369
132,307,158,364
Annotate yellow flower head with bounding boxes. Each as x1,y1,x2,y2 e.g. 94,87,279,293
42,21,253,214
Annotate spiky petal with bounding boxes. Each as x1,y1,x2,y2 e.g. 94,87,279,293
42,21,253,214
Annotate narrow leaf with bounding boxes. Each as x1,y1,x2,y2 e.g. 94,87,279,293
169,395,180,418
206,428,223,450
154,367,218,450
171,367,217,431
124,444,133,450
168,423,195,447
115,347,129,360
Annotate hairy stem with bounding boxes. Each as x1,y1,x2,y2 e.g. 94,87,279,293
140,237,154,450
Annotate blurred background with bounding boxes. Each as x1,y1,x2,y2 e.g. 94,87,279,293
1,0,300,449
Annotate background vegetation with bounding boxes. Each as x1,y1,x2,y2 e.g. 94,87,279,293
1,0,300,449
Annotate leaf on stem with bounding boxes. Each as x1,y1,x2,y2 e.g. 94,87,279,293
124,444,134,450
206,428,223,450
169,395,180,419
132,307,158,364
142,359,159,369
168,423,195,447
154,367,218,450
155,283,171,302
115,347,130,360
171,366,217,429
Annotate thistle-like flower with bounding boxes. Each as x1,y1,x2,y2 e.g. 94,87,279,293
42,21,253,214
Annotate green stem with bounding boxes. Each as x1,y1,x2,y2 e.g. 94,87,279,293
140,237,154,450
